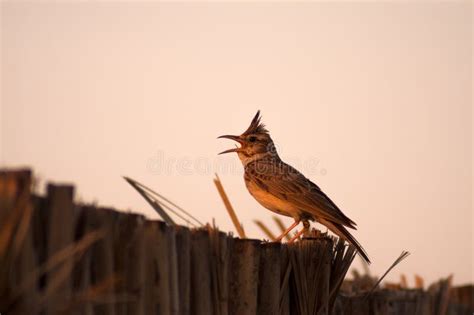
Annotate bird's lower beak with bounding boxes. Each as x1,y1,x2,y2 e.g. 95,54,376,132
218,147,240,155
218,134,243,155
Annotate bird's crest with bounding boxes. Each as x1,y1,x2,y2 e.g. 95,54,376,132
243,110,268,135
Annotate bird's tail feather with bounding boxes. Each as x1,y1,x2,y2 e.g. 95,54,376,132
320,219,371,264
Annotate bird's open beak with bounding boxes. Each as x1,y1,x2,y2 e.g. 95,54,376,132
218,135,243,155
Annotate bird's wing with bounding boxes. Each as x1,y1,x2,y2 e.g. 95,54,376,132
245,158,357,228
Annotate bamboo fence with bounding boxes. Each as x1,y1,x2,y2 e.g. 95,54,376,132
0,169,472,315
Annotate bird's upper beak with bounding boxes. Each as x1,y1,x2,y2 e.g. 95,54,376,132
217,134,244,155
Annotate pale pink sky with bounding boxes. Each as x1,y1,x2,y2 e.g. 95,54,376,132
1,2,472,285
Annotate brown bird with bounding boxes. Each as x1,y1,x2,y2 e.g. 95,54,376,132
218,111,370,264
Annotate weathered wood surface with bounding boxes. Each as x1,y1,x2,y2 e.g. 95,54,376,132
0,169,472,315
448,285,474,314
175,227,191,315
258,242,281,315
229,239,261,315
334,285,473,315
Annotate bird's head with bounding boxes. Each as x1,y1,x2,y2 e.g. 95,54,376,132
218,110,277,163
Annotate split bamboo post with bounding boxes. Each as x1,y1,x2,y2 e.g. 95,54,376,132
142,221,171,314
190,230,213,314
166,223,180,314
257,242,281,314
209,229,232,315
114,213,145,315
289,237,333,315
1,168,470,315
279,244,291,315
175,227,191,315
45,184,75,315
78,207,117,315
0,170,40,312
229,239,260,315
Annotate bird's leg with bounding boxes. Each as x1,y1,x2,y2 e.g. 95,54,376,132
275,219,300,242
288,220,310,243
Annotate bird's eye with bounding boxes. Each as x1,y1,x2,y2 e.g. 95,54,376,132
248,136,257,142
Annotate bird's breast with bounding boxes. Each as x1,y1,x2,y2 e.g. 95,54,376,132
245,178,300,218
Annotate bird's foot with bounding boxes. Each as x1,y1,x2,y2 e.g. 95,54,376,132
274,219,300,242
288,229,305,243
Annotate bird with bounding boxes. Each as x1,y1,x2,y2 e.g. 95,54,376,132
218,110,370,264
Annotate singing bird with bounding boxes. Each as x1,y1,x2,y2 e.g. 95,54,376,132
218,111,370,264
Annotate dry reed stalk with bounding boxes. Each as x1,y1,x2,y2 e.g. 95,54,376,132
10,196,33,262
213,174,246,239
415,274,424,289
400,274,408,288
123,176,203,227
12,230,105,298
365,250,411,298
123,177,175,226
137,178,203,226
64,275,122,313
6,229,105,314
253,220,277,241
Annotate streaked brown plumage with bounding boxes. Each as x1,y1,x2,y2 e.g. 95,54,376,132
218,110,370,264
